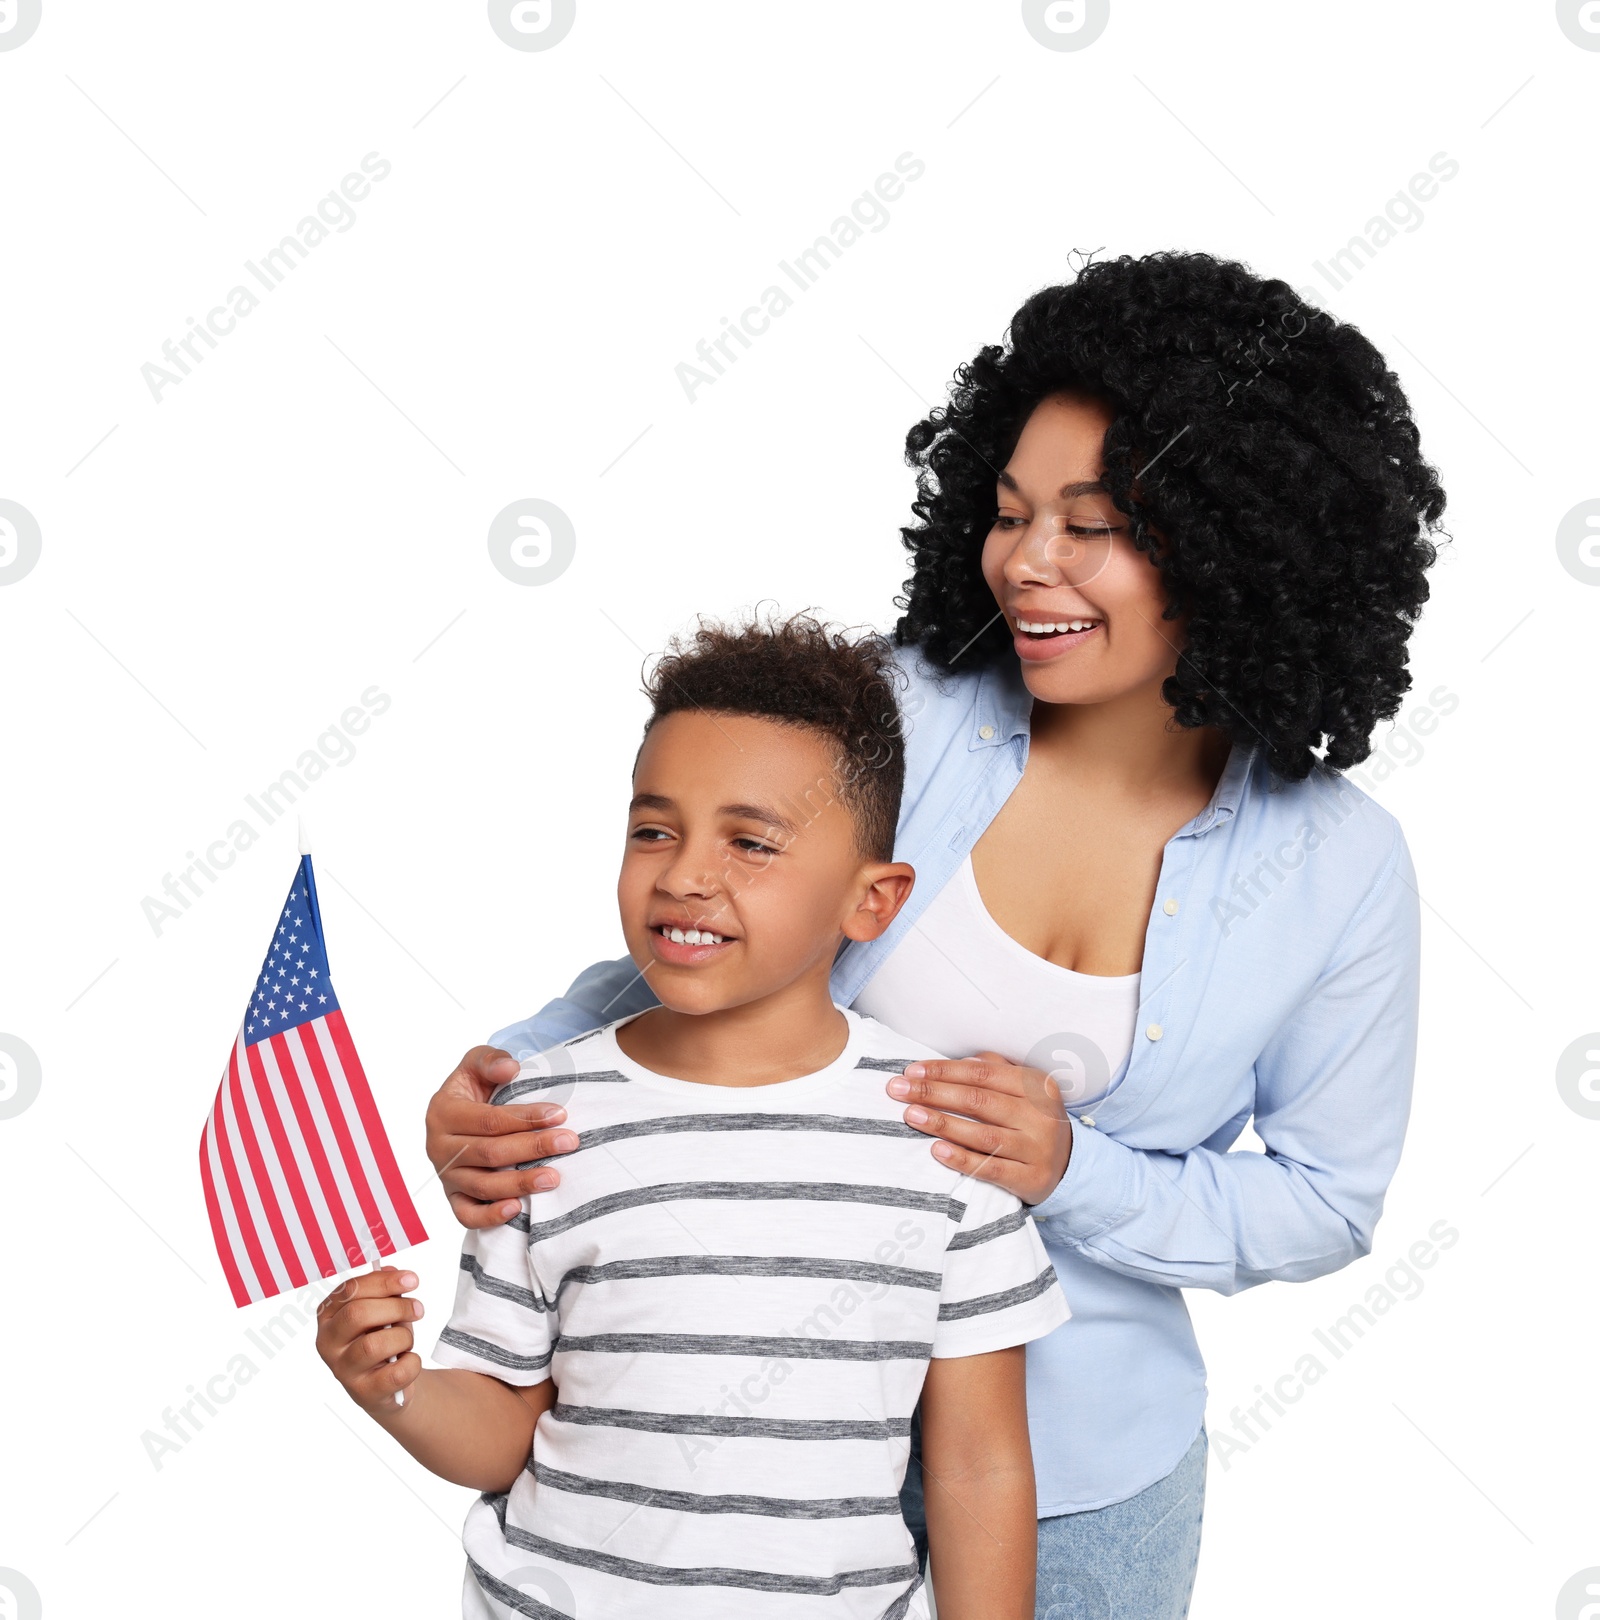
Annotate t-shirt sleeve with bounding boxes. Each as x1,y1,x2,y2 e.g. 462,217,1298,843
931,1178,1070,1359
431,1208,556,1387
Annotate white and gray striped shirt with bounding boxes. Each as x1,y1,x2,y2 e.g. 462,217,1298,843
433,1006,1069,1619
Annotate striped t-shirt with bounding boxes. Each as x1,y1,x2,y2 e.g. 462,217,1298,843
433,1005,1069,1620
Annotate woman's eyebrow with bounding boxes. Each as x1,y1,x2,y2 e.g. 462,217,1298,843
996,470,1109,498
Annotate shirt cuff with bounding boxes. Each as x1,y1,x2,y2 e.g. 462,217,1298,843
431,1325,553,1386
1026,1116,1138,1243
930,1277,1070,1359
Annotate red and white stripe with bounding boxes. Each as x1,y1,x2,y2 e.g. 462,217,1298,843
199,1008,428,1306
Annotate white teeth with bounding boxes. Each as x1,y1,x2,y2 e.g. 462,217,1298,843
1019,619,1098,635
662,926,726,945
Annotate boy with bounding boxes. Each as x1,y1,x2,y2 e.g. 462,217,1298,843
317,613,1068,1618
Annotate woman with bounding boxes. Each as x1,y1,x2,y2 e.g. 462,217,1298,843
424,250,1445,1617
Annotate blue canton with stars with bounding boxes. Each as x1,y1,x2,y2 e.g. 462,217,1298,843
245,855,340,1047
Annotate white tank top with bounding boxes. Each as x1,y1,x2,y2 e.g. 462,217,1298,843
853,854,1140,1111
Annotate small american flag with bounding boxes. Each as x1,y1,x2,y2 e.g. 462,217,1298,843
200,853,427,1306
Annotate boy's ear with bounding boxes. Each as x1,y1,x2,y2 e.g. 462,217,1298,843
842,862,916,944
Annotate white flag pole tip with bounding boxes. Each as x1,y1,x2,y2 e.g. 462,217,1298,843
298,816,311,856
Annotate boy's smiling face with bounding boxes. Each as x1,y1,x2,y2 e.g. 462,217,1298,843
618,709,912,1017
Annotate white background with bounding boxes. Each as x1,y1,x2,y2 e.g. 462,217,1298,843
1,2,1594,1616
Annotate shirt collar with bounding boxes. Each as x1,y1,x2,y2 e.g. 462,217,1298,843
1180,739,1258,836
971,657,1033,749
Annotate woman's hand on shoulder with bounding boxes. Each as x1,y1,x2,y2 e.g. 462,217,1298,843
887,1050,1072,1207
424,1045,580,1229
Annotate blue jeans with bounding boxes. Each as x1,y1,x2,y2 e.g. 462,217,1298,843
901,1423,1206,1619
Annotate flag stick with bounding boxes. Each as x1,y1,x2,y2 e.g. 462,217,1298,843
372,1254,406,1408
312,816,402,1405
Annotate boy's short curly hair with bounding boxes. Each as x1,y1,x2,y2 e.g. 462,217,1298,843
894,250,1448,781
641,608,906,862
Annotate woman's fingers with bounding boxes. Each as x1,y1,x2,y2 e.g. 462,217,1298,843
424,1046,584,1230
888,1072,1024,1123
890,1054,1067,1125
422,1052,517,1170
901,1102,1023,1163
435,1126,577,1178
442,1160,566,1205
888,1056,1074,1205
446,1189,527,1230
924,1124,1068,1203
893,1052,1030,1102
922,1138,1032,1191
471,1121,579,1170
434,1135,572,1226
454,1046,523,1104
433,1103,574,1168
425,1045,570,1160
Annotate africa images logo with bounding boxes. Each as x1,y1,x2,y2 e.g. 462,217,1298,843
0,1569,42,1620
0,1035,43,1121
1021,0,1109,51
488,0,576,51
0,0,42,50
0,499,42,585
487,499,576,586
1557,0,1600,50
1556,499,1600,586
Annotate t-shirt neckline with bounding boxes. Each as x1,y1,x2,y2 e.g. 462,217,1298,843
589,1004,873,1104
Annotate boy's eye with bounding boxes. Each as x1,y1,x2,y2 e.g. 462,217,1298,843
733,837,777,855
630,826,672,843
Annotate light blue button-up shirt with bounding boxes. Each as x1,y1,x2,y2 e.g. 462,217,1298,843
490,645,1421,1515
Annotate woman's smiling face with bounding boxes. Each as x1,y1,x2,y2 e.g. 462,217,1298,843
981,391,1181,708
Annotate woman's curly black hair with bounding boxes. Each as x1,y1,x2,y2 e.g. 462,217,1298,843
893,250,1447,781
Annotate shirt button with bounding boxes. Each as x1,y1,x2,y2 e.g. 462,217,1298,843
1163,899,1179,916
1079,1115,1096,1128
978,725,995,740
1146,1023,1164,1042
